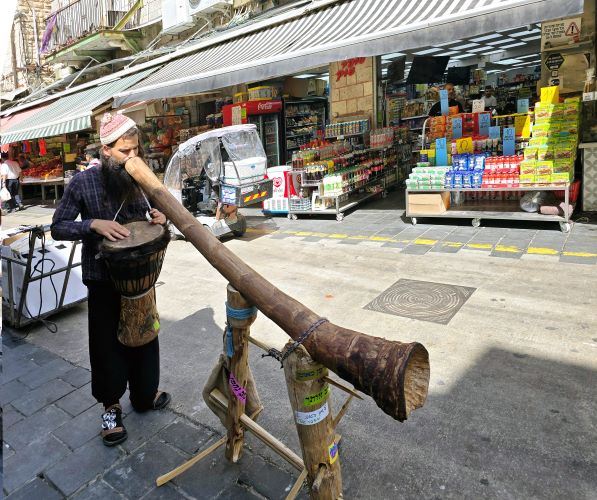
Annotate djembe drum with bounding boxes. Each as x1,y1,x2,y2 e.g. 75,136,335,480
101,221,170,347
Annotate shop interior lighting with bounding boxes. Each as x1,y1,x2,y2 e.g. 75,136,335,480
294,73,318,78
381,52,405,60
495,58,524,65
489,38,519,45
521,35,542,41
518,53,541,59
484,49,506,55
434,39,463,46
470,33,502,42
466,46,496,53
499,42,527,49
413,48,443,55
454,43,481,50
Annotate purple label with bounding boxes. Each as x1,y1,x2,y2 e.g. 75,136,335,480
229,373,247,404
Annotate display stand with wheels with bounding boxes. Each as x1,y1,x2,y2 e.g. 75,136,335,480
406,185,572,233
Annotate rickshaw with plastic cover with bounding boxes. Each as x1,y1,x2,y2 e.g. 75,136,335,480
163,124,273,238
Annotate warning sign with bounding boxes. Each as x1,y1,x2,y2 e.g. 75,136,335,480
545,53,564,70
542,17,582,50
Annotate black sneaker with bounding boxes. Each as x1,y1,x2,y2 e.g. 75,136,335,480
101,404,127,446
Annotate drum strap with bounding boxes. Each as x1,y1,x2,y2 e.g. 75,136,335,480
112,192,153,222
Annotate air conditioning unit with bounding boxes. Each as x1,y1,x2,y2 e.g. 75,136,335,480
161,0,196,34
189,0,233,17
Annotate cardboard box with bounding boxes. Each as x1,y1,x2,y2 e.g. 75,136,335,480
283,78,309,98
407,192,450,215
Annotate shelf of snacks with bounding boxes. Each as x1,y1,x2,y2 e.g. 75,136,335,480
288,126,407,221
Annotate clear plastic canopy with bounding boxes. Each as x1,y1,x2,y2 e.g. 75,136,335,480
163,124,267,195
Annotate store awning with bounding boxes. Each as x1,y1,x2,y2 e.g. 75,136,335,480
114,0,583,106
0,105,49,134
1,69,155,145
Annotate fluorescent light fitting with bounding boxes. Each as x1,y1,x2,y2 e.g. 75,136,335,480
490,38,518,45
454,43,480,50
518,53,541,59
381,52,406,60
496,58,523,65
470,33,502,42
467,46,495,53
485,49,505,55
499,42,527,49
294,73,317,78
413,48,443,55
521,35,541,41
434,39,463,47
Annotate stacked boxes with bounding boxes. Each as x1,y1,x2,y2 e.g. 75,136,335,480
405,163,450,190
521,96,580,185
445,154,486,189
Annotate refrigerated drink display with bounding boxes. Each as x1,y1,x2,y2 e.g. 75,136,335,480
222,100,285,167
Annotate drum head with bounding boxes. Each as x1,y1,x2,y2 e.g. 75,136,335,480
101,221,165,253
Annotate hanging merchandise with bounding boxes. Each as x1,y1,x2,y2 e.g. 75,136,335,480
38,139,47,156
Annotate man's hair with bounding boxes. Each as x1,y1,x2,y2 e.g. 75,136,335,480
1,152,8,160
86,148,100,159
485,85,493,90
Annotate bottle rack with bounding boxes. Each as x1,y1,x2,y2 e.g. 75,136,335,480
288,130,405,221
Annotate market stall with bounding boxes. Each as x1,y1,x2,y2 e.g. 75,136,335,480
403,85,581,232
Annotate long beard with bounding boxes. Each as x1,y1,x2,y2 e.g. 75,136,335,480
100,154,140,206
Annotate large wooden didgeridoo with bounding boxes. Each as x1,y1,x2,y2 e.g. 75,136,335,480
125,158,430,421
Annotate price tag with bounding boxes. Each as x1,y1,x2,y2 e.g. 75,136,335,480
435,137,448,166
456,137,473,154
503,127,515,156
452,117,462,139
472,99,485,113
540,86,559,104
517,99,529,113
439,90,449,116
514,114,531,139
489,126,501,139
478,113,491,136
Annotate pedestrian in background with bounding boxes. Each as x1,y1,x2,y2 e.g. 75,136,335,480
1,152,24,212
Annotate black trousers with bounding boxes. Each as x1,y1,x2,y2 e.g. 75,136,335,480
87,280,160,410
6,179,20,210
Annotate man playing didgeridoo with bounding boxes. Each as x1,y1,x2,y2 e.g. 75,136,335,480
51,113,171,446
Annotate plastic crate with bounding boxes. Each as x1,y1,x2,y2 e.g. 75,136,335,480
289,197,312,211
555,180,580,203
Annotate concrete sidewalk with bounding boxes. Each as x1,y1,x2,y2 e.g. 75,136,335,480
2,192,597,499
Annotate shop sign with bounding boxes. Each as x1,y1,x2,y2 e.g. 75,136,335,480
245,100,283,115
488,126,501,139
545,53,564,71
455,137,473,154
503,127,515,156
435,138,448,166
517,99,529,113
452,117,462,139
472,99,485,113
335,58,366,81
541,17,582,50
439,90,449,116
514,115,531,139
478,113,490,137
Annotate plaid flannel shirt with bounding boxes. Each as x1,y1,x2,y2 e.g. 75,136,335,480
51,166,150,282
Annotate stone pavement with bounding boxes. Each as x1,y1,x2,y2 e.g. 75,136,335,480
1,332,304,499
2,191,597,499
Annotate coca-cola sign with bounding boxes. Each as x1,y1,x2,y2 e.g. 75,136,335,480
245,100,283,115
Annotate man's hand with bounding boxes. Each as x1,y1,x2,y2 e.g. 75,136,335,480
149,208,166,225
90,219,131,241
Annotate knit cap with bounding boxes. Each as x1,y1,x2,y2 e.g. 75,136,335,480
100,113,137,145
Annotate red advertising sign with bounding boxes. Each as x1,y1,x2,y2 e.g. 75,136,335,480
336,57,366,81
223,100,282,126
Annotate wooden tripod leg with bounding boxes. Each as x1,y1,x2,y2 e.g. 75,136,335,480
156,437,226,487
285,469,308,500
225,285,257,463
283,344,342,499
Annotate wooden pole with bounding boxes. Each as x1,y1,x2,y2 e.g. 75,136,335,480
224,285,256,463
283,344,342,499
124,157,429,422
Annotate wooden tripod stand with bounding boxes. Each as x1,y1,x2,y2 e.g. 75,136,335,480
156,285,361,499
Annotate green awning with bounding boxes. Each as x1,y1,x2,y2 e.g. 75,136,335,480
1,69,155,145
